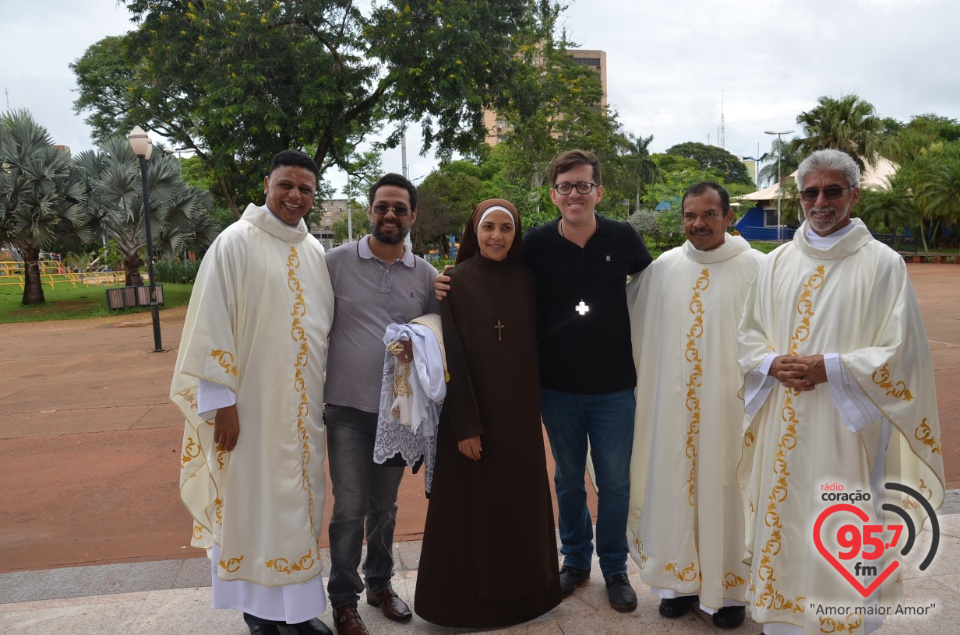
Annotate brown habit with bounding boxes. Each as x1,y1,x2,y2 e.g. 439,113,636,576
413,254,561,627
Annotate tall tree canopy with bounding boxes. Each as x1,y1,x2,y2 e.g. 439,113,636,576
0,110,91,304
664,141,753,186
72,0,540,218
792,94,884,169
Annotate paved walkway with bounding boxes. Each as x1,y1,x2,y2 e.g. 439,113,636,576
1,263,957,633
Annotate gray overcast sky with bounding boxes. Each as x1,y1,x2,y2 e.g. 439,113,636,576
2,0,958,195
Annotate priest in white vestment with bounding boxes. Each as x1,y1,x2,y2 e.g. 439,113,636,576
627,182,763,630
737,149,944,635
172,151,335,635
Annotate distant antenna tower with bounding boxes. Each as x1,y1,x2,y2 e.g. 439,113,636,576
719,90,725,149
4,86,9,110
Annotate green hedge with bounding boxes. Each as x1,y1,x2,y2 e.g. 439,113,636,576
153,258,201,284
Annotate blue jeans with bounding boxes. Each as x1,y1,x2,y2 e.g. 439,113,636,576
325,405,406,609
540,388,635,578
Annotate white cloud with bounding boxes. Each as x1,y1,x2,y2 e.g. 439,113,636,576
1,0,958,195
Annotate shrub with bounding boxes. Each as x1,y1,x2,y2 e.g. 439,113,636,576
153,258,201,284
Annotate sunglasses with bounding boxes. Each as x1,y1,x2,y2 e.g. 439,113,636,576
799,185,853,202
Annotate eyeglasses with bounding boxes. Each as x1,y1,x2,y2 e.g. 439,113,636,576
371,205,411,216
799,185,853,202
553,182,598,195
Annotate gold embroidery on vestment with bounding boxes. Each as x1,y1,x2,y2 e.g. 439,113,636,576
210,349,238,377
181,435,201,468
819,613,863,633
871,363,914,402
915,418,942,454
286,246,319,541
265,549,317,575
723,572,747,589
219,555,243,573
755,266,824,615
665,561,699,583
683,269,709,507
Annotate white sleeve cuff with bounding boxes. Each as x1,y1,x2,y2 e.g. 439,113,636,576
824,353,883,433
744,353,779,416
198,379,237,420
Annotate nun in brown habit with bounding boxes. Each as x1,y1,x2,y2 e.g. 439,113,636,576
413,199,561,627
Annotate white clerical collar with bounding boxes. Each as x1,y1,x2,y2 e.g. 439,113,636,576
805,221,855,250
683,233,751,264
357,234,416,268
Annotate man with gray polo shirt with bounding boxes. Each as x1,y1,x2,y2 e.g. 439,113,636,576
323,173,440,635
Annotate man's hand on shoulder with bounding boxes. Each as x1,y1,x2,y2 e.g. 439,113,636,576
214,405,240,452
434,265,453,301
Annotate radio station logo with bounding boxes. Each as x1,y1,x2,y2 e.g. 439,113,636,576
813,481,939,598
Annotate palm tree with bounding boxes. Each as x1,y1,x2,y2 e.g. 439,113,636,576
758,138,802,188
854,176,915,248
621,133,661,211
75,136,218,286
914,151,960,249
0,110,92,304
792,94,884,170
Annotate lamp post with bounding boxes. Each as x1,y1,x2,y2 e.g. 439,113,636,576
128,126,163,352
764,129,794,243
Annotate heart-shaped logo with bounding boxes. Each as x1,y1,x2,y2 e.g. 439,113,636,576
813,503,899,598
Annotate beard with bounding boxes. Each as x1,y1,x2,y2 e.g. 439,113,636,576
372,220,410,245
805,205,848,234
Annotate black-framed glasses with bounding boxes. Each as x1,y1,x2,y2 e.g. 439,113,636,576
372,205,411,216
553,181,598,195
799,185,853,202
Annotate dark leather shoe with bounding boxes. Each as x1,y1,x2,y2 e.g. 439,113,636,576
332,606,369,635
604,573,638,612
291,617,334,635
559,565,591,597
713,605,746,629
365,587,412,622
243,613,282,635
658,594,699,618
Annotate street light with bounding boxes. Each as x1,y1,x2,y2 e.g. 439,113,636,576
764,129,794,243
128,126,163,352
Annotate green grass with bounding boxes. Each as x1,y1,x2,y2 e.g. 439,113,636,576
0,280,194,324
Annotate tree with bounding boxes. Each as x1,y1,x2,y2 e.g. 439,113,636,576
913,143,960,249
72,0,540,219
855,177,916,247
74,136,219,286
415,162,484,253
642,155,716,210
758,137,802,187
0,110,91,304
665,141,753,185
493,1,624,198
606,133,661,214
792,94,884,170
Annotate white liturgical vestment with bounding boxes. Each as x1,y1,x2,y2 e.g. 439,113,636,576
737,219,943,635
627,234,764,611
172,204,335,598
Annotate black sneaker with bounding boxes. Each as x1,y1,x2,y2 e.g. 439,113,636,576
713,605,746,629
558,565,591,597
658,594,699,618
604,573,638,612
